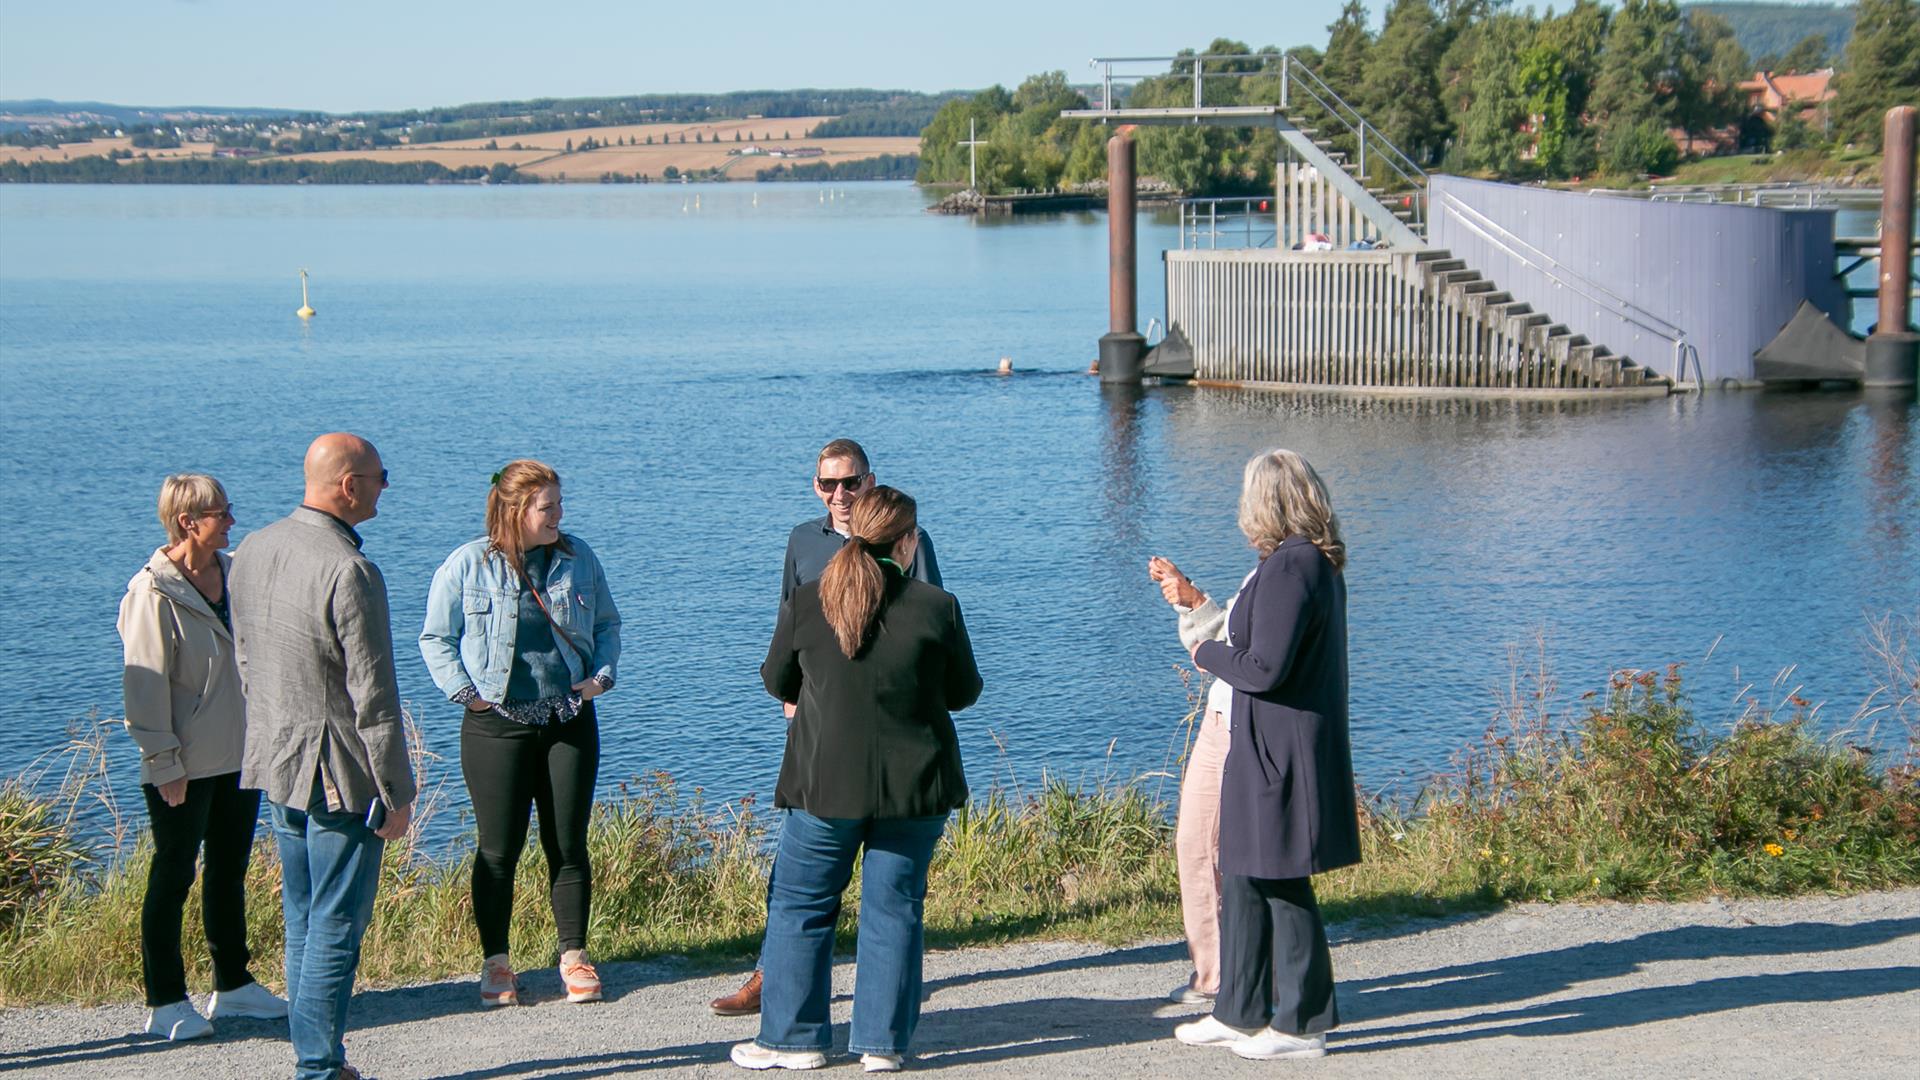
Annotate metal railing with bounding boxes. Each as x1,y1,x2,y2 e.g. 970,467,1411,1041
1178,196,1279,250
1436,190,1705,387
1085,51,1429,200
1589,183,1884,209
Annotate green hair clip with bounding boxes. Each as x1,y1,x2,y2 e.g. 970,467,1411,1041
490,471,502,486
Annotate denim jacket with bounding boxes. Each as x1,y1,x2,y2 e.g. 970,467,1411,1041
420,534,621,705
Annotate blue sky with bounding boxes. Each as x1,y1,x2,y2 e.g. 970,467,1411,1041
0,0,1362,113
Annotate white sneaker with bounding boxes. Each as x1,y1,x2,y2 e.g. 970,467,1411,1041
730,1042,827,1070
207,981,288,1020
861,1053,905,1072
1173,1015,1259,1047
1232,1028,1328,1060
144,999,213,1041
1166,980,1216,1006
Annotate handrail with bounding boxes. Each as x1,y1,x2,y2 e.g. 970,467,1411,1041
1179,196,1277,250
1436,189,1696,384
1277,54,1427,189
1085,51,1429,194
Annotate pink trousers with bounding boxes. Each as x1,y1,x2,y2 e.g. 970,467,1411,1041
1174,707,1230,993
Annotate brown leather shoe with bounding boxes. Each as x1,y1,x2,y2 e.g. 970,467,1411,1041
710,969,762,1016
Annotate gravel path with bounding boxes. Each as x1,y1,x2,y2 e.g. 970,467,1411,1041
5,889,1916,1079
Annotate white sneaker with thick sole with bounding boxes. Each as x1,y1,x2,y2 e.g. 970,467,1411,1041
207,981,288,1020
1232,1028,1328,1060
861,1053,905,1072
144,1000,212,1041
730,1042,827,1070
1174,1015,1259,1047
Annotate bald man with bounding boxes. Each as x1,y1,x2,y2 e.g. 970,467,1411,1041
230,432,415,1080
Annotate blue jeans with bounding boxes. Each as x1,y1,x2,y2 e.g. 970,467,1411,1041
758,809,948,1056
271,784,385,1080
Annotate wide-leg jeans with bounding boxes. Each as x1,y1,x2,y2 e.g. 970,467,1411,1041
271,781,385,1080
757,809,948,1057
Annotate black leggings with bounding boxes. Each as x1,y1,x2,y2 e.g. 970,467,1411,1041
141,771,262,1006
461,702,600,958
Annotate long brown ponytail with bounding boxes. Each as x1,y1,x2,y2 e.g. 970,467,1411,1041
819,486,917,658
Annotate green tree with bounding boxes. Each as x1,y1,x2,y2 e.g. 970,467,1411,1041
1518,44,1577,177
1831,0,1920,149
1776,33,1830,73
1590,0,1689,171
1676,10,1750,153
1319,1,1373,102
1453,13,1536,175
1535,0,1610,174
1358,0,1450,169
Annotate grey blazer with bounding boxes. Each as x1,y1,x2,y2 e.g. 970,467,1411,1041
230,507,417,814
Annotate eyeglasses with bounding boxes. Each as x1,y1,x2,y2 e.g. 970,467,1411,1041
351,469,390,487
815,473,869,493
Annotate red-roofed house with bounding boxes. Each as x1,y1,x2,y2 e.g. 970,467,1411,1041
1738,68,1837,125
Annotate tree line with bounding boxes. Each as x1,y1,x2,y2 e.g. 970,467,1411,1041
755,154,920,182
0,157,535,184
917,0,1917,195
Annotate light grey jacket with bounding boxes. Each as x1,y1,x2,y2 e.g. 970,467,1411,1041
116,548,246,786
230,507,417,814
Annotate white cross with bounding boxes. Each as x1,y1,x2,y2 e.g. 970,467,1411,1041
957,117,987,191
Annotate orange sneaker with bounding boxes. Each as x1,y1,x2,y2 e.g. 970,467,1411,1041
561,949,602,1003
479,953,518,1008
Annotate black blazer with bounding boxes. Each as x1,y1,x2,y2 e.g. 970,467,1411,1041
763,566,982,819
1194,535,1360,879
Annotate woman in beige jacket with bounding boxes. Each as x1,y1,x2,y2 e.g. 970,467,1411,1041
117,474,285,1041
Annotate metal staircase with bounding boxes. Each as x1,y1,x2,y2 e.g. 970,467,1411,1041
1062,52,1428,247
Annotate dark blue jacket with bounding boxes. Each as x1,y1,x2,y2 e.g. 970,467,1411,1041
1195,536,1360,879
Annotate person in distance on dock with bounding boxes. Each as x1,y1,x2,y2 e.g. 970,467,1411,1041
230,433,416,1080
711,438,942,1019
118,473,288,1042
731,486,981,1073
1173,449,1358,1062
420,459,622,1009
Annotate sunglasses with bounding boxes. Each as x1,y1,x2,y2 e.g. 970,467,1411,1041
815,473,869,493
351,469,390,487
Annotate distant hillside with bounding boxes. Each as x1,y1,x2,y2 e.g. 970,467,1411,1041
0,100,310,122
1684,3,1855,65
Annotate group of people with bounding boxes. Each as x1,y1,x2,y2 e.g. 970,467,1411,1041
118,429,1355,1077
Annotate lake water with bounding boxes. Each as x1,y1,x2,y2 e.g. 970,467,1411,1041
1,182,1914,847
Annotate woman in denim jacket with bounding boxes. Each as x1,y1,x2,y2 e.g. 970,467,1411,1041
421,459,621,1009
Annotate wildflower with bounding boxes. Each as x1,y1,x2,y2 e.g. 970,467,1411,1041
1810,807,1825,821
1478,847,1492,859
1591,877,1601,887
1782,828,1798,841
1764,843,1784,857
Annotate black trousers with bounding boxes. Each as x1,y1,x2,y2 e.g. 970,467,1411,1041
1214,873,1339,1035
461,702,599,958
140,770,262,1006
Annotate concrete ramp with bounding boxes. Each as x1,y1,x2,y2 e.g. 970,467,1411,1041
1754,301,1866,383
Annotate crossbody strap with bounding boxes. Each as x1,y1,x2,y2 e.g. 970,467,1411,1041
513,560,593,661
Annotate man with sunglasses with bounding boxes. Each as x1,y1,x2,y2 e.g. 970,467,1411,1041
230,432,414,1080
709,437,942,1018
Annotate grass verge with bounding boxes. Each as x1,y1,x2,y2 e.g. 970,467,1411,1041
2,616,1914,1007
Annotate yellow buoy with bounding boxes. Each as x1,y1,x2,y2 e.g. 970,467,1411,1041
296,269,316,319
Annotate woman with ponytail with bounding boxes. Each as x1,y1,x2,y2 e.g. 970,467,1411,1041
420,459,622,1009
733,486,981,1074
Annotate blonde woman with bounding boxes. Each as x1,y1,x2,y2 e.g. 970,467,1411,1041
734,486,981,1073
420,460,622,1008
118,474,286,1041
1174,449,1359,1061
